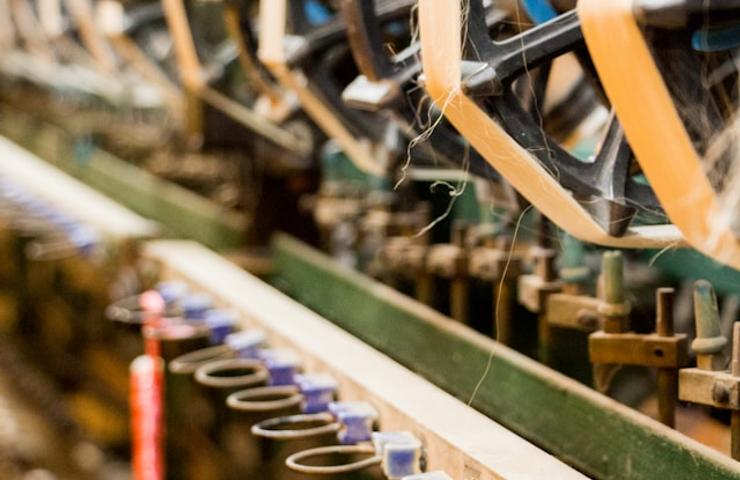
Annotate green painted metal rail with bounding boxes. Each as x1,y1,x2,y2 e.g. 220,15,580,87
271,233,740,480
0,105,245,251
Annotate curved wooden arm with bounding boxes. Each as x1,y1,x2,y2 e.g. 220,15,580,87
64,0,118,73
160,0,202,92
258,0,386,177
223,5,298,124
223,5,282,102
160,0,309,152
578,0,740,269
417,0,682,248
98,1,181,97
37,0,63,38
9,0,55,60
0,0,16,51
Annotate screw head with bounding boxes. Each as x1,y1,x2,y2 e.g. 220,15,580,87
712,383,731,404
576,310,597,329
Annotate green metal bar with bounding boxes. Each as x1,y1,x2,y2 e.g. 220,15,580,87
647,248,740,297
0,106,246,251
271,233,740,480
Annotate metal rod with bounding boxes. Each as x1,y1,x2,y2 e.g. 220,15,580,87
536,249,557,283
536,249,556,364
199,86,308,154
415,272,434,306
538,311,551,365
656,288,677,428
495,281,514,345
450,222,469,324
656,288,675,337
732,322,740,461
656,368,677,428
450,277,469,324
602,251,626,333
603,251,624,305
731,411,740,461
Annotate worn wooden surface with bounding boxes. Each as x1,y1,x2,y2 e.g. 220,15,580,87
145,239,585,480
546,293,601,331
679,368,740,410
589,332,688,368
271,233,740,480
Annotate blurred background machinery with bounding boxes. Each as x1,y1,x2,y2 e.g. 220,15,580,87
0,0,739,479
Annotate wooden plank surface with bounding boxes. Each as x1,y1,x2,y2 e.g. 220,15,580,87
0,136,158,240
271,233,740,480
145,239,586,480
0,106,246,250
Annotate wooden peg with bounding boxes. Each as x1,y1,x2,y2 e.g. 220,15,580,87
733,322,740,460
656,288,678,427
692,279,727,371
427,221,470,324
679,281,740,458
597,251,630,333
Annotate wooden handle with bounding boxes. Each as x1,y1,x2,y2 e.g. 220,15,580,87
691,279,726,358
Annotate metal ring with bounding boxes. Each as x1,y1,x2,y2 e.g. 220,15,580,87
169,345,235,375
285,445,380,474
251,413,340,440
194,358,269,388
226,385,303,412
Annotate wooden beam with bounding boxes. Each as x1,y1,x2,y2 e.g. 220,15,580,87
0,136,157,240
271,233,740,480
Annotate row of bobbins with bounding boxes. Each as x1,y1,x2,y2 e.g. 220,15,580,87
109,279,460,478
